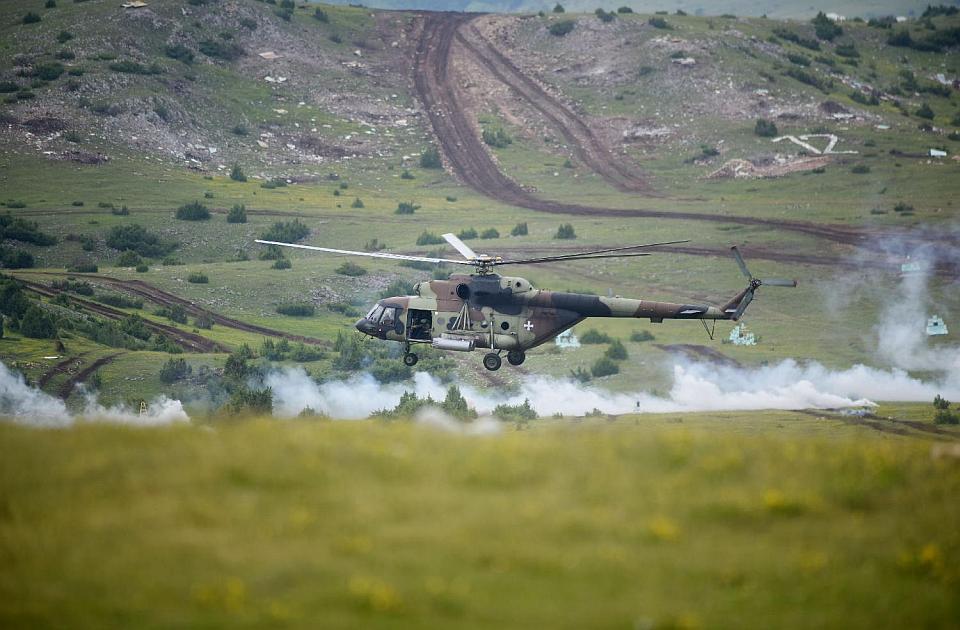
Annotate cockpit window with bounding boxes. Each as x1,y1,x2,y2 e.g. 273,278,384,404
381,306,397,326
367,305,384,321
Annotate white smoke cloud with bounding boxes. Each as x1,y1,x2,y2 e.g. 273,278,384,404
265,359,960,421
0,362,189,427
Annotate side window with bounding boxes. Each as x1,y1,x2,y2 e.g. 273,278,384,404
381,307,397,326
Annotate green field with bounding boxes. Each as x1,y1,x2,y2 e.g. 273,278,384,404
0,412,958,628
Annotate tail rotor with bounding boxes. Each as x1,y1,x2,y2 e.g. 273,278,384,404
729,246,796,321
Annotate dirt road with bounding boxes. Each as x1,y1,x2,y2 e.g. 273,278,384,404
413,14,958,255
57,353,123,400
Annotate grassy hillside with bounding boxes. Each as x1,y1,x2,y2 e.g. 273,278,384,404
0,412,958,628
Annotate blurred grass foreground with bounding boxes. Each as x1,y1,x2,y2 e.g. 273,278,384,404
0,416,958,629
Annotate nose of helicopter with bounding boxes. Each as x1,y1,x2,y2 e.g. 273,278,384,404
354,318,377,336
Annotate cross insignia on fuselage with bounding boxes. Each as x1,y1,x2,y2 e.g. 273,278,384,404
523,320,534,331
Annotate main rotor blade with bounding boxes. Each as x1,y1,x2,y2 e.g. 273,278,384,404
497,252,652,266
442,233,479,261
731,246,752,279
254,240,474,266
496,239,690,266
761,278,798,287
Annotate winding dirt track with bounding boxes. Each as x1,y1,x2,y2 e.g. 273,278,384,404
19,279,227,353
57,353,123,400
38,353,87,388
413,14,958,255
24,273,331,347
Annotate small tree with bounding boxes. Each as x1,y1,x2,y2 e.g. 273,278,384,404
511,222,528,236
555,223,576,239
480,228,500,239
313,7,328,22
159,357,192,383
335,261,367,276
442,385,477,421
915,103,935,119
591,356,619,377
230,164,247,182
419,147,442,168
227,204,247,223
23,12,42,24
933,396,958,425
605,339,628,360
224,352,248,380
351,197,364,208
395,201,420,215
754,118,779,137
20,306,57,339
553,3,565,12
175,201,211,221
549,20,575,36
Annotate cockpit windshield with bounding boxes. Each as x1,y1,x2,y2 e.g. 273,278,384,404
366,305,384,321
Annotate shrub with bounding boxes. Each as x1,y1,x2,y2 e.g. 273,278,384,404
630,330,655,342
480,228,499,239
420,147,442,168
0,82,18,93
482,127,512,148
111,205,130,216
811,11,842,41
400,169,415,180
580,329,611,344
851,164,871,174
458,227,478,240
35,62,65,80
229,164,247,182
227,387,272,414
553,3,564,12
0,214,56,245
276,303,315,316
835,42,859,58
117,250,141,267
648,17,672,29
754,118,778,137
492,399,537,423
549,20,575,37
23,12,41,24
605,339,628,360
555,223,576,239
20,306,57,339
915,103,935,119
416,231,444,246
511,222,528,236
350,197,365,209
159,357,192,383
786,52,811,66
620,6,634,13
783,67,832,91
0,247,34,269
231,124,247,136
135,264,148,273
165,44,194,64
260,178,287,189
272,258,292,270
850,90,880,106
105,224,177,257
187,272,208,284
199,39,244,61
261,219,309,243
175,201,211,221
591,356,620,377
395,201,420,215
595,8,615,23
314,7,328,21
219,204,246,225
336,261,367,276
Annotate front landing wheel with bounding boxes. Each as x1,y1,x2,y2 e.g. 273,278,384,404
483,352,502,371
507,350,526,366
403,352,418,367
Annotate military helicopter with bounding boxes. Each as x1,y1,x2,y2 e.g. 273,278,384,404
255,234,796,371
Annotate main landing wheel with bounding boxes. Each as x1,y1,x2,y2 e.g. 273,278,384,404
507,350,526,366
483,352,502,371
403,352,418,367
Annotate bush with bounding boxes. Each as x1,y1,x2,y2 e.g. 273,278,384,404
555,223,576,239
35,62,65,81
595,8,615,23
272,258,292,270
416,231,444,246
105,224,176,257
511,222,528,236
335,261,367,276
480,228,499,239
482,128,512,148
199,39,244,61
0,214,56,245
23,12,41,24
458,227,478,240
227,204,247,223
260,178,287,189
395,201,420,215
156,304,188,324
605,339,628,360
111,205,130,216
165,44,194,64
57,30,73,43
786,52,811,66
783,67,832,91
754,118,778,137
933,394,958,424
159,358,192,383
492,399,537,423
350,197,365,209
915,103,935,120
175,201,211,221
553,3,564,12
834,42,859,58
276,303,315,316
230,164,247,182
850,90,880,106
231,124,248,136
630,330,655,342
0,247,34,269
135,264,148,273
400,169,415,180
812,11,842,41
420,147,442,168
591,356,620,377
261,219,309,243
21,306,57,339
580,329,611,344
549,20,575,37
116,250,141,267
314,7,329,21
195,314,213,329
851,164,871,174
227,387,272,414
187,272,208,284
648,17,672,29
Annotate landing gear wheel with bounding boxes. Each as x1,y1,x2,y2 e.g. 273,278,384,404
507,350,526,366
483,352,502,371
403,352,418,367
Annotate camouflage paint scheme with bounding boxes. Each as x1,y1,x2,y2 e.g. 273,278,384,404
355,272,749,352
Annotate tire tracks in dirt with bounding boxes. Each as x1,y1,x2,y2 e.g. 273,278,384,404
57,353,123,400
38,353,87,388
413,13,958,255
